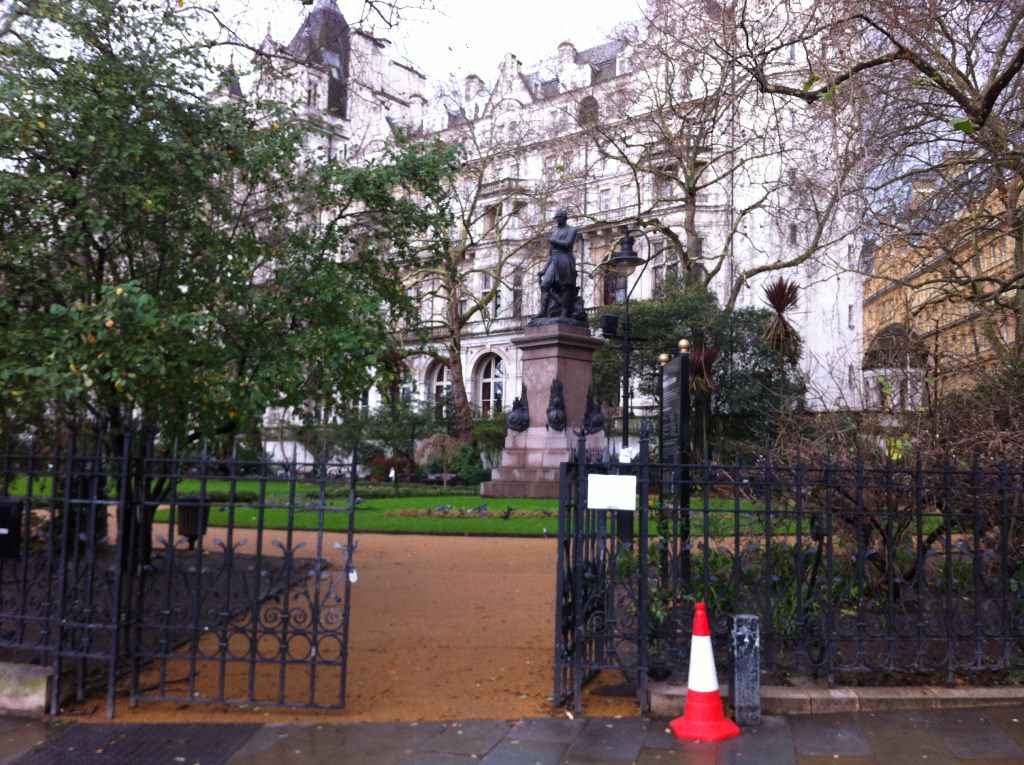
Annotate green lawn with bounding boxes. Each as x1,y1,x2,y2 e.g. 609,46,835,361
152,492,773,538
12,475,941,539
154,493,561,536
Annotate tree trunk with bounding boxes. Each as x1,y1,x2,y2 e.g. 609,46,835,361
446,288,473,441
447,355,473,441
1011,191,1024,363
684,187,699,276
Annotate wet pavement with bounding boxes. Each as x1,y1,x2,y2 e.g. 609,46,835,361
5,707,1024,764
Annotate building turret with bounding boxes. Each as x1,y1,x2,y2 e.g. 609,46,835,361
288,0,350,117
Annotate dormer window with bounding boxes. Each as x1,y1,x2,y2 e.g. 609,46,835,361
591,59,615,85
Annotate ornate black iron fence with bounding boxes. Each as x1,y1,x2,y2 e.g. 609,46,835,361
555,429,1024,713
0,428,358,718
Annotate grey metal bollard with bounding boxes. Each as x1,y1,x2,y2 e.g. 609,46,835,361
730,614,761,726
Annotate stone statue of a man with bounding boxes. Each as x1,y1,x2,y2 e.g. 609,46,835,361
537,209,580,319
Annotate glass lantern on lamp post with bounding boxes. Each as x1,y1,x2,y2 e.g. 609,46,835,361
602,225,647,453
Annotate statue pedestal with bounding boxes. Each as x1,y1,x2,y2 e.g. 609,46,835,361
482,321,605,499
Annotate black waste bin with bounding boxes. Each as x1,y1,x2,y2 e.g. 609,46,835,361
176,496,211,550
0,498,22,560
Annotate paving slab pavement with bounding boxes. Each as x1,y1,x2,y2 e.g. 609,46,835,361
5,707,1024,764
0,717,46,765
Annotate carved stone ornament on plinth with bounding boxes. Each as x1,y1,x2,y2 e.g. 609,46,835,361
481,321,606,499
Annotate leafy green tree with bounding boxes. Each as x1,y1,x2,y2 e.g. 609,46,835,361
470,412,506,470
593,279,803,459
365,395,439,476
0,0,458,563
0,0,458,444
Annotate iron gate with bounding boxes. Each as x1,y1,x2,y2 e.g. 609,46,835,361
554,429,654,713
0,428,358,717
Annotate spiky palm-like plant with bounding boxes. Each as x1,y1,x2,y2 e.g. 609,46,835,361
690,346,719,395
762,277,800,357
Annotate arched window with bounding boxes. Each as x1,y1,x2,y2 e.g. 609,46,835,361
431,364,451,400
429,363,451,418
578,95,599,127
477,355,506,414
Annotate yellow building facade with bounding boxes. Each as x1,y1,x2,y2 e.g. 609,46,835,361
862,196,1018,411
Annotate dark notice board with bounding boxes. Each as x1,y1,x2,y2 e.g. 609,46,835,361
661,355,683,468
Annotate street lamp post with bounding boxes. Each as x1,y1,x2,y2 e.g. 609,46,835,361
599,226,647,545
605,225,647,454
658,352,669,505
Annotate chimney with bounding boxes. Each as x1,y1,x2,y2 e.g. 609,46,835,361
558,40,577,66
499,53,522,81
464,74,485,101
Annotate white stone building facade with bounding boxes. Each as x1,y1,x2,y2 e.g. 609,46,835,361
258,0,866,454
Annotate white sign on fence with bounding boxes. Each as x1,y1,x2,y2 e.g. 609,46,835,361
586,474,638,511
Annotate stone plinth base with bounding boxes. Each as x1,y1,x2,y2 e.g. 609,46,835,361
482,321,606,499
0,662,52,716
483,428,569,498
481,477,561,499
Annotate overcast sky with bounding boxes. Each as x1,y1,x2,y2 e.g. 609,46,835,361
220,0,643,86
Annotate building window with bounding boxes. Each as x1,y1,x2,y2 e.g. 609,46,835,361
353,388,370,411
603,273,626,306
482,205,497,234
512,273,523,318
655,167,676,200
788,223,798,246
619,183,635,209
600,188,612,210
481,272,503,317
431,364,450,401
651,240,669,291
848,304,855,330
578,95,599,126
307,77,320,109
477,355,505,414
506,202,524,236
430,364,451,418
591,59,616,84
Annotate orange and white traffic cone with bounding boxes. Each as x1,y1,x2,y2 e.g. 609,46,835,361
669,602,741,742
